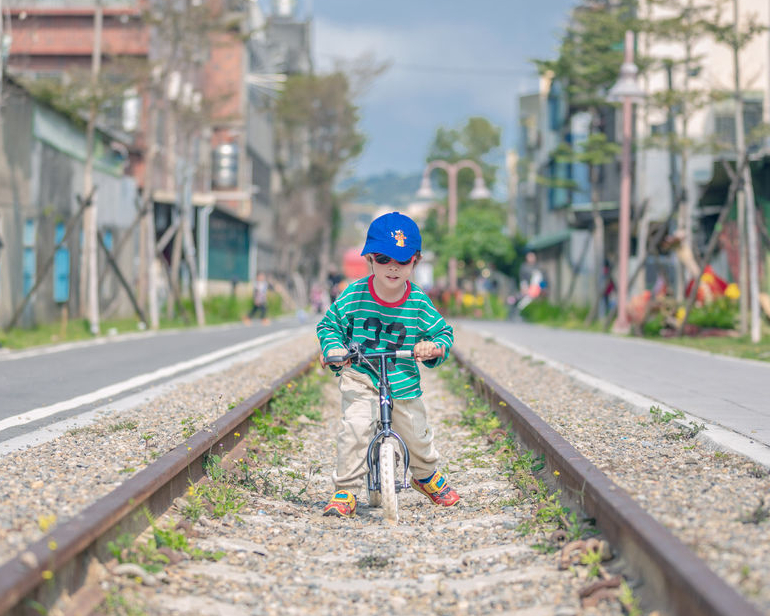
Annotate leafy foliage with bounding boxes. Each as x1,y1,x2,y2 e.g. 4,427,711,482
534,1,636,114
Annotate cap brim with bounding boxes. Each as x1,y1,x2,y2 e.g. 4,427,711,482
361,240,417,261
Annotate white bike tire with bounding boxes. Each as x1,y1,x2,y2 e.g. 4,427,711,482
379,441,398,524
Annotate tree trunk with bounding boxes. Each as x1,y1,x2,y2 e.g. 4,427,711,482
732,0,762,341
585,163,605,324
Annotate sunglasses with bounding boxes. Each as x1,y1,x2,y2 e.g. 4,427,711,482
373,253,413,266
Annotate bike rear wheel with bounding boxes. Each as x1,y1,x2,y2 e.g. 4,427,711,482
379,441,398,524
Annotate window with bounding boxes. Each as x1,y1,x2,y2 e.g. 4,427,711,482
53,222,70,303
713,98,763,150
548,160,571,210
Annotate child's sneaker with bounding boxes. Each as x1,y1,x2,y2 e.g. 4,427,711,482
322,490,357,517
411,470,460,507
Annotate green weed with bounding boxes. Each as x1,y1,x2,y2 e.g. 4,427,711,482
109,421,138,432
649,406,684,424
618,580,642,616
180,417,197,439
739,498,770,525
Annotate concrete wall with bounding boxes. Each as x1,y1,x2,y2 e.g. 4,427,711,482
0,81,138,330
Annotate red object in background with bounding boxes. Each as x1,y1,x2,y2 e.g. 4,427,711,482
685,265,728,303
343,248,369,279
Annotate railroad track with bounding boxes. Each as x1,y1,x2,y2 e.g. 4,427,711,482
0,344,763,616
452,347,763,616
0,351,318,616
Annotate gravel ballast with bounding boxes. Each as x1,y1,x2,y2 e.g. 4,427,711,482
2,323,767,615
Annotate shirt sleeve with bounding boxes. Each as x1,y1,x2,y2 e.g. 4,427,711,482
316,298,349,357
419,300,453,369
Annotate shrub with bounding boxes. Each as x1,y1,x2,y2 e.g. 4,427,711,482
687,297,736,330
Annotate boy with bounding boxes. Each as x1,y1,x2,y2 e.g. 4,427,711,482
317,211,460,517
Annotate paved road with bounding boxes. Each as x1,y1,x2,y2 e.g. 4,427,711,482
457,320,770,461
0,317,311,444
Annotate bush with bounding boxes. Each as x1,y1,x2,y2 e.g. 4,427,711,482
642,312,666,337
179,291,283,325
429,292,508,320
687,296,737,330
520,299,566,322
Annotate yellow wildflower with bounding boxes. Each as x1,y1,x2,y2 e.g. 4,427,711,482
38,514,57,533
553,470,560,477
234,432,240,438
41,570,53,580
675,307,686,324
48,540,57,551
725,283,740,300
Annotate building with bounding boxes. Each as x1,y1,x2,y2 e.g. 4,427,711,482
516,73,620,307
517,0,770,310
0,76,137,330
2,0,314,327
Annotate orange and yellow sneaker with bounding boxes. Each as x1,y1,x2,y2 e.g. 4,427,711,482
411,470,460,507
322,490,357,517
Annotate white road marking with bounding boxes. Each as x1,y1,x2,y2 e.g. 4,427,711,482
0,328,300,432
0,330,309,456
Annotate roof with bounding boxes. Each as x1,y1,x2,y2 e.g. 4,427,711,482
525,229,571,252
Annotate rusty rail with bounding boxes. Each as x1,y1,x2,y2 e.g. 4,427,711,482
452,347,763,616
0,351,318,616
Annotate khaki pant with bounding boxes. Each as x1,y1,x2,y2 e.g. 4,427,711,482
332,369,440,490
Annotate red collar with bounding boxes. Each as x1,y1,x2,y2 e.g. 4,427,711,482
368,275,411,307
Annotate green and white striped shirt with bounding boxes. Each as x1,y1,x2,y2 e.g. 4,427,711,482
317,276,453,399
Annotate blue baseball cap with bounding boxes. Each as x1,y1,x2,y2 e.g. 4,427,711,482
361,212,422,261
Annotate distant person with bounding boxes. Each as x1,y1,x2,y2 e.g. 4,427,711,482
328,265,344,304
514,251,545,314
245,272,270,324
601,259,616,317
310,281,326,314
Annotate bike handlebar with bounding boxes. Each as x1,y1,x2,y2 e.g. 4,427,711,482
324,342,414,366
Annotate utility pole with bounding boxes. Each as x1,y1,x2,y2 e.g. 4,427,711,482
733,0,762,342
80,0,103,335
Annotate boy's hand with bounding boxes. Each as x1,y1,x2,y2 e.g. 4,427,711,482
321,348,350,368
414,341,444,362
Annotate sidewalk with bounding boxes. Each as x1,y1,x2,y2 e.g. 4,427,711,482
457,320,770,468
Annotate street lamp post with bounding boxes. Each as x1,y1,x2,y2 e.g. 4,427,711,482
607,30,645,334
416,159,491,292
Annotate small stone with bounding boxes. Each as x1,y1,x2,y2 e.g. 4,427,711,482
19,551,38,569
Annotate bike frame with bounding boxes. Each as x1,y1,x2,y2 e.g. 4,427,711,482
364,351,411,493
325,343,412,492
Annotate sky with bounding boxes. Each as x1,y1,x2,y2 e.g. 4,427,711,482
306,0,578,181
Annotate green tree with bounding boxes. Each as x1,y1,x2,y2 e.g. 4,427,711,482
274,72,366,282
534,0,637,320
423,117,519,282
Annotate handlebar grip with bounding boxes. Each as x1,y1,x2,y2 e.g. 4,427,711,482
324,355,347,364
395,349,414,359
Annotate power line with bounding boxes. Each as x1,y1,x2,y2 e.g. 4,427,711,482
318,53,535,77
391,62,535,77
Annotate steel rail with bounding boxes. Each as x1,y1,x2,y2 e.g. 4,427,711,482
452,347,763,616
0,351,318,616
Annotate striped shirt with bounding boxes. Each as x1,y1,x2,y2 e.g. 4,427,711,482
317,275,453,399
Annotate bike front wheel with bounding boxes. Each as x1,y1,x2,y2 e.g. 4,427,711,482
368,441,382,507
379,441,398,524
